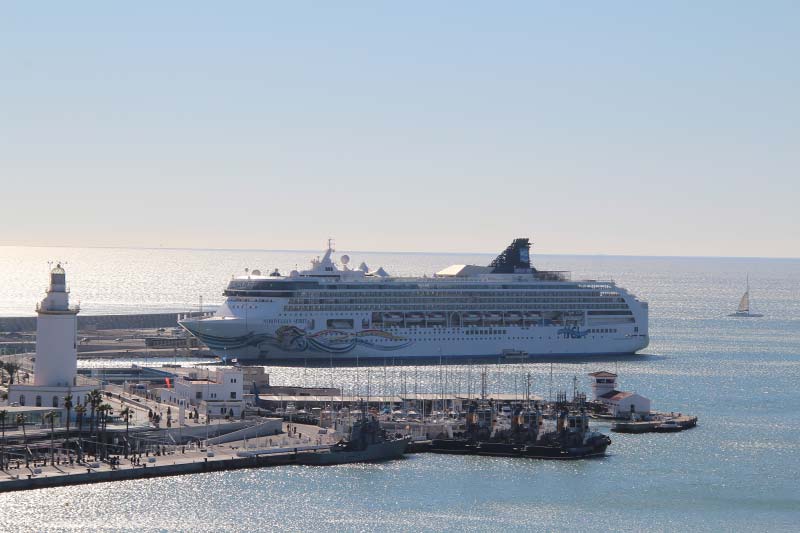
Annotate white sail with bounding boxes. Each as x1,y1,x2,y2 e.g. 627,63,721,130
737,291,750,313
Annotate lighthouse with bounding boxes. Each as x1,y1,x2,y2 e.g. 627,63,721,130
7,264,93,409
34,264,79,387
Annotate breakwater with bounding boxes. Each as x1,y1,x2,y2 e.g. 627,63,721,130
0,312,207,333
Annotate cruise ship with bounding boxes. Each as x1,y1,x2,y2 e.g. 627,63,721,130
179,239,649,362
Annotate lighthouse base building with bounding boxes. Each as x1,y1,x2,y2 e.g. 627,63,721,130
8,264,94,410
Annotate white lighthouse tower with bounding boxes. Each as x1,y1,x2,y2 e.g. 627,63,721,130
34,264,79,387
8,264,93,409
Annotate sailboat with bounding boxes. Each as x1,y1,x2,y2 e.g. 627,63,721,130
728,276,763,317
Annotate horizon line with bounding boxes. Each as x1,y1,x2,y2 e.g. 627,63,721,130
1,243,799,261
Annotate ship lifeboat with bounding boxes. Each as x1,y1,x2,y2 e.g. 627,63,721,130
484,312,502,323
463,312,481,323
504,312,523,324
405,313,425,324
383,313,403,324
426,313,446,324
523,312,541,321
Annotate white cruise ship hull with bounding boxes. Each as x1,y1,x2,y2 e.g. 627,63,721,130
181,317,649,362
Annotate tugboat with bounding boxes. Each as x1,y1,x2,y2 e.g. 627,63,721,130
431,403,611,460
430,402,493,454
297,409,411,465
516,409,611,459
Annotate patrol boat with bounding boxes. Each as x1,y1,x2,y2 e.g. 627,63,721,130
297,411,410,465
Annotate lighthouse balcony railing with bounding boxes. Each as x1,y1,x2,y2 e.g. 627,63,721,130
36,302,80,312
43,286,70,293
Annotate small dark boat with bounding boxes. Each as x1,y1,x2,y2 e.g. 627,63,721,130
520,432,611,459
653,420,683,433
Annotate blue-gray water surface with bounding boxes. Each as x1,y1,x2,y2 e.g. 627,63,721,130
1,247,799,532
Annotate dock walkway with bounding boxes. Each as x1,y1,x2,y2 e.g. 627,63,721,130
0,422,336,493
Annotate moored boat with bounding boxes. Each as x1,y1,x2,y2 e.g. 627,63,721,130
179,238,649,362
297,413,410,465
431,404,610,460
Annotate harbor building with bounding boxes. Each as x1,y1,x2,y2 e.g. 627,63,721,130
159,367,246,418
7,265,94,409
588,371,651,417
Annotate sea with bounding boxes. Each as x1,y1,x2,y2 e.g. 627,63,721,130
1,245,799,532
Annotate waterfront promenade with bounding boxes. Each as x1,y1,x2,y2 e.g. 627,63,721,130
0,421,332,493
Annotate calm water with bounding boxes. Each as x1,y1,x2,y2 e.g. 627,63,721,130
1,246,799,532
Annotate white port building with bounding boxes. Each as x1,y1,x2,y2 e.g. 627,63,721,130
588,371,651,418
159,367,245,418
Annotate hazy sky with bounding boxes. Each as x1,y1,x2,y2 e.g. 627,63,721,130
1,2,798,257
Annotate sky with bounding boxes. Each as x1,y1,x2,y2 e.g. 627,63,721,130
1,2,798,257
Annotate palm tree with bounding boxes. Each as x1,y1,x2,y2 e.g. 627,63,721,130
75,404,86,462
1,361,21,385
120,407,131,457
0,409,7,470
88,389,102,437
63,394,73,446
98,403,113,460
45,411,56,466
15,413,28,467
94,404,105,460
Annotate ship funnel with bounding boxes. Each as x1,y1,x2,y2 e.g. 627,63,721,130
488,238,535,274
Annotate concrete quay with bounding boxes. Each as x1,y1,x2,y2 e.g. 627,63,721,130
0,422,336,493
611,413,698,433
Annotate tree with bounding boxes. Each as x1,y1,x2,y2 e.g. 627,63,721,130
97,403,113,460
75,404,86,462
88,389,102,437
63,394,73,447
45,411,56,466
15,413,28,467
1,361,21,385
120,407,131,457
0,409,6,470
